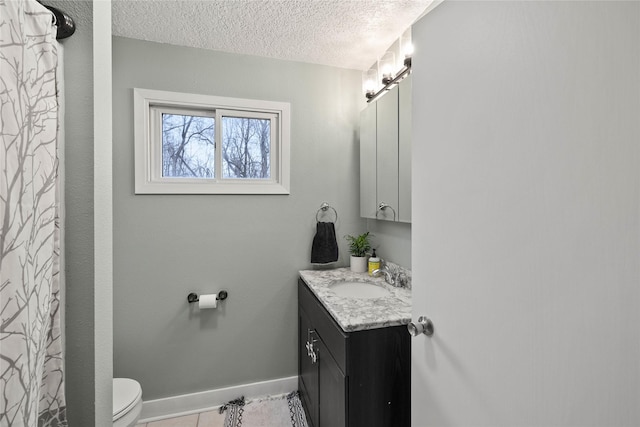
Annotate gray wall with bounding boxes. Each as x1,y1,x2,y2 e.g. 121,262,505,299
54,1,96,425
367,220,411,268
411,1,640,425
112,37,365,399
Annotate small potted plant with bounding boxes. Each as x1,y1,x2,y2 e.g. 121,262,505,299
344,232,372,273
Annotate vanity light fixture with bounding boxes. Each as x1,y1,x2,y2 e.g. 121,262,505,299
364,51,412,103
363,28,414,103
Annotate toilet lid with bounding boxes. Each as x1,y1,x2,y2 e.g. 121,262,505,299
113,378,142,420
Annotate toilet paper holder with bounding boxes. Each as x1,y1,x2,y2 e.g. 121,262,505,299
187,291,228,303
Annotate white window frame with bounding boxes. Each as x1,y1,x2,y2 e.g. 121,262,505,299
134,88,291,194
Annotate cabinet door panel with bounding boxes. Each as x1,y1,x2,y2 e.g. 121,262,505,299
299,307,319,427
376,86,399,221
348,326,411,427
360,103,377,219
318,340,347,427
398,75,412,223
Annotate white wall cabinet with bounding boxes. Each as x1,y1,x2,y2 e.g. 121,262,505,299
375,84,400,221
359,76,411,222
398,75,412,223
360,101,377,219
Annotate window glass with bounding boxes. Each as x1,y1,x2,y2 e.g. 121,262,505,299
221,116,271,179
162,113,215,178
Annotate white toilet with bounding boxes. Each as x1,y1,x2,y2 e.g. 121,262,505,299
113,378,143,427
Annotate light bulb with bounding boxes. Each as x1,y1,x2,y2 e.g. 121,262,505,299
401,28,413,67
404,43,414,58
362,68,378,98
379,51,396,84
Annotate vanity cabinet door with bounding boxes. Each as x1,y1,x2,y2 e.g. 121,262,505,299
318,338,347,427
376,85,399,221
299,280,347,427
299,307,319,427
347,326,411,427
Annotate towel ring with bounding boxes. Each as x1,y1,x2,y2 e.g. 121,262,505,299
376,202,396,221
316,202,338,223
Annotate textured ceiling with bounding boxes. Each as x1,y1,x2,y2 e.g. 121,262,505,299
112,0,433,70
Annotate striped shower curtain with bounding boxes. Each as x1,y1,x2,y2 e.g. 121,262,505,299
0,1,67,425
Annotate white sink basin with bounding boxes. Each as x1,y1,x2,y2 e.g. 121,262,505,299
329,281,390,299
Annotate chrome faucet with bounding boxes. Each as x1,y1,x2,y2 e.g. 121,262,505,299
372,263,407,288
372,265,394,284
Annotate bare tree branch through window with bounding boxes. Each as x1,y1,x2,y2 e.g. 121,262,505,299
162,114,215,178
222,117,271,179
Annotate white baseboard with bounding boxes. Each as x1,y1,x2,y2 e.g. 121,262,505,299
138,376,298,423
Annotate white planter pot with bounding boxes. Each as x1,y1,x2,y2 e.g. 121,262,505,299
350,255,368,273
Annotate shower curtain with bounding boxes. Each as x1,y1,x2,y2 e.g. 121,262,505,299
1,1,67,426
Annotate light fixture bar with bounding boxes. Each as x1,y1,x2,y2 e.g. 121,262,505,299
366,63,411,103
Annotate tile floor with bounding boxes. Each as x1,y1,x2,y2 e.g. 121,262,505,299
135,408,225,427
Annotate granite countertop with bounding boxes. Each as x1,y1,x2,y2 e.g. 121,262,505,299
299,267,412,332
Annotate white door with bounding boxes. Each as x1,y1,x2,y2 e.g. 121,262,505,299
411,2,640,426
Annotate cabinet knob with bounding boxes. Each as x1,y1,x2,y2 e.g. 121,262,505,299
408,316,434,337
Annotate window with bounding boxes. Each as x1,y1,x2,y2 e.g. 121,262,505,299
134,88,290,194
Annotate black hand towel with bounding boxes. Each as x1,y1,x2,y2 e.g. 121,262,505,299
311,222,339,264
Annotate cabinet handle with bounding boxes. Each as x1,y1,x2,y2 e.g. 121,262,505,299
306,329,319,363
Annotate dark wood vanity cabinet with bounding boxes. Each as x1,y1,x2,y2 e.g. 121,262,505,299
298,278,410,427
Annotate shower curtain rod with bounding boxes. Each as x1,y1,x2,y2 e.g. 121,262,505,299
39,2,76,40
